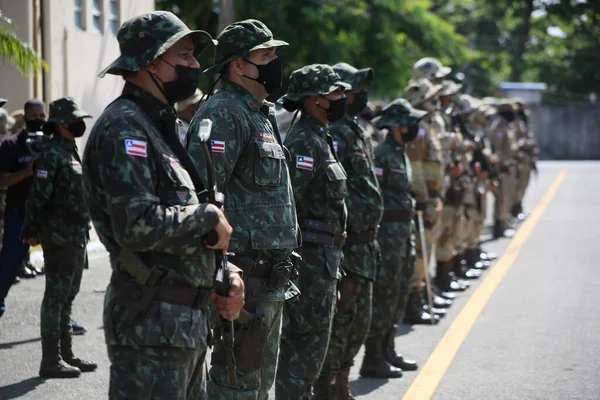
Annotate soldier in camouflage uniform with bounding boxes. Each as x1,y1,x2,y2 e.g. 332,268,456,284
21,97,97,378
360,99,426,379
83,12,244,399
186,20,300,400
402,79,448,326
323,62,386,398
276,64,350,400
512,99,537,219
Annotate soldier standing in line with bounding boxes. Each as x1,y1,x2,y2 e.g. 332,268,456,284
83,11,244,399
322,62,389,399
276,64,350,400
511,98,537,220
359,98,425,379
21,97,97,378
186,19,300,400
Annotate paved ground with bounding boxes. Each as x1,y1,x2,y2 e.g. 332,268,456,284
0,161,598,400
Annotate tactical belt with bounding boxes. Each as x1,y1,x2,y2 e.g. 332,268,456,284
227,254,295,291
382,210,414,222
111,272,213,310
301,219,346,248
345,228,379,245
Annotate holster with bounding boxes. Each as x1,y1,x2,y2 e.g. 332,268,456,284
337,277,362,312
212,306,270,373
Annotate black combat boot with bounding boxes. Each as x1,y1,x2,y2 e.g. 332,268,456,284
477,246,497,261
465,248,489,270
313,374,339,400
39,337,81,378
360,336,403,378
403,289,439,325
336,369,356,400
60,334,97,372
384,329,418,371
436,261,468,292
453,255,482,280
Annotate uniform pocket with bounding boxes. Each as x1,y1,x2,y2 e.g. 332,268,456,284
324,162,347,200
254,141,285,186
160,160,196,205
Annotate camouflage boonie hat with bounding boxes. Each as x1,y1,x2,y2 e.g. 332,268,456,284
0,98,6,108
439,80,463,97
456,94,480,115
332,62,374,91
497,99,516,112
204,19,288,75
413,57,451,81
404,78,442,106
372,98,427,129
47,97,92,124
98,11,216,77
280,64,351,110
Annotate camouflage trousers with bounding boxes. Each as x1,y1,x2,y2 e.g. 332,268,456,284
108,344,207,400
369,221,414,337
276,245,339,399
321,271,373,375
40,239,85,339
494,166,518,222
209,300,284,400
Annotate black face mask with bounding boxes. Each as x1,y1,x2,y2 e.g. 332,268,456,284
402,122,420,143
243,57,284,94
319,97,347,123
151,59,200,104
499,111,515,123
68,120,87,138
349,91,368,115
25,118,45,132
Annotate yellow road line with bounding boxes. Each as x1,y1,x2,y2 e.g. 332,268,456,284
402,169,567,400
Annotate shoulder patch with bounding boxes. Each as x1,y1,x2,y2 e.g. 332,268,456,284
125,139,147,157
374,167,383,176
256,132,275,142
211,140,225,153
37,170,48,179
296,155,314,171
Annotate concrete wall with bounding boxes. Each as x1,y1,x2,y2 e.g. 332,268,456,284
530,104,600,160
0,0,154,148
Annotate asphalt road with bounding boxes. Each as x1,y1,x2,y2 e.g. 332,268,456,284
0,161,597,400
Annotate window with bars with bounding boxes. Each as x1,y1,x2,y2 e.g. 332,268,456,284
74,0,85,30
109,0,120,35
92,0,104,33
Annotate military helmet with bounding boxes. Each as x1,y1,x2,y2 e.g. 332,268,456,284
47,97,92,125
332,62,374,91
372,98,427,129
204,19,288,75
280,64,350,111
413,57,451,81
404,78,442,106
98,11,216,77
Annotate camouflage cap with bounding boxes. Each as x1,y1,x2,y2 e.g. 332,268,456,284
456,94,481,115
0,98,6,108
47,97,92,124
280,64,351,109
204,19,288,75
404,78,443,106
98,11,216,78
372,98,427,129
332,62,374,91
413,57,451,81
439,80,463,97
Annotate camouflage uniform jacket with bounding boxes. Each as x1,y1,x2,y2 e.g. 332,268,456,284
186,80,300,301
330,115,383,279
374,135,414,214
284,113,347,276
404,117,445,203
22,135,89,244
83,83,219,348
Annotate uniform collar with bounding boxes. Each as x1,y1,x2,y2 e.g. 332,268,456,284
222,80,270,111
121,82,176,129
385,134,404,151
299,112,328,136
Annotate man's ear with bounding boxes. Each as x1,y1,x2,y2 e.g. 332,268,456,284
229,59,246,77
147,59,161,74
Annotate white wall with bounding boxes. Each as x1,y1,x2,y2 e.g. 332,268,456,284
0,0,35,113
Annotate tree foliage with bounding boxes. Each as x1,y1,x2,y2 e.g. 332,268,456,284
0,10,48,76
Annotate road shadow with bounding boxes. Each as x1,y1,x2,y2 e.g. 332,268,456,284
395,324,415,337
0,337,41,350
351,376,390,396
0,377,44,399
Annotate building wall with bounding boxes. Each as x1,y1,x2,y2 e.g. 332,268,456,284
0,0,154,148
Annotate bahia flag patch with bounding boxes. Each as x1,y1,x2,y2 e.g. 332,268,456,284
125,139,147,157
374,167,383,176
37,170,48,179
211,140,225,153
296,155,314,171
